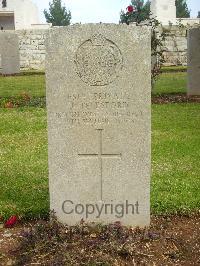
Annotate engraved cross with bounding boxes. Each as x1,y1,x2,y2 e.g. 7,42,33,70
78,129,122,200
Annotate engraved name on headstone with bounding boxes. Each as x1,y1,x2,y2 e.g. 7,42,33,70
46,24,151,226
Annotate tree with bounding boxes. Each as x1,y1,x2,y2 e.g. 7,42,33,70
175,0,190,18
197,11,200,18
44,0,71,26
120,0,150,24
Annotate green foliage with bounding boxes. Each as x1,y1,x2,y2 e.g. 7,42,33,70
150,21,168,84
175,0,190,18
120,0,150,24
120,1,168,86
44,0,71,26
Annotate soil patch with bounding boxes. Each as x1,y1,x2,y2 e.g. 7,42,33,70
152,94,200,104
0,214,199,265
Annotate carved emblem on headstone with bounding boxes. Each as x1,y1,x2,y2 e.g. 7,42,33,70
75,34,123,86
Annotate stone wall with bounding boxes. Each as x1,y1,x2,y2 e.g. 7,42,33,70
13,27,189,70
162,26,187,66
16,29,47,70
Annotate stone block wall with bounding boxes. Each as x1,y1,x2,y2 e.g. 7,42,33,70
162,26,187,66
16,29,47,70
12,27,190,70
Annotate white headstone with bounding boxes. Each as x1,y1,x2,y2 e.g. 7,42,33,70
46,24,151,227
151,0,177,25
187,28,200,96
0,32,20,74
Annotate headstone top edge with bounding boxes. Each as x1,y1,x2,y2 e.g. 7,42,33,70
188,27,200,33
0,31,19,36
46,23,151,35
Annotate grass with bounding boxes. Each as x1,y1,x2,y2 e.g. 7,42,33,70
161,66,187,73
0,73,45,98
152,104,200,214
0,103,199,219
0,108,49,219
0,71,187,99
0,70,199,219
153,72,187,95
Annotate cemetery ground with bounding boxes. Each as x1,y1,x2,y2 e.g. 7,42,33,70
0,69,200,265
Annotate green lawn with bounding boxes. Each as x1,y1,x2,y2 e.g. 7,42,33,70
0,104,199,219
152,104,200,213
0,70,199,219
161,66,187,73
153,72,187,95
0,108,49,219
0,73,45,98
0,71,187,98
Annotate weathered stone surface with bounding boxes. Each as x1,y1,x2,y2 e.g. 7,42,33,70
0,32,20,74
187,28,200,96
46,24,151,227
16,29,46,70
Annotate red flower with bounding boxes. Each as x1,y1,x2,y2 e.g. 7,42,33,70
127,5,134,13
4,215,18,228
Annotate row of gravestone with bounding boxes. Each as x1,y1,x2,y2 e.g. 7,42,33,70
0,28,199,95
1,25,200,227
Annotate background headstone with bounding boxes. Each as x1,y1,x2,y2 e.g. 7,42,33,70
151,0,177,25
187,27,200,96
0,32,20,75
46,24,151,227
